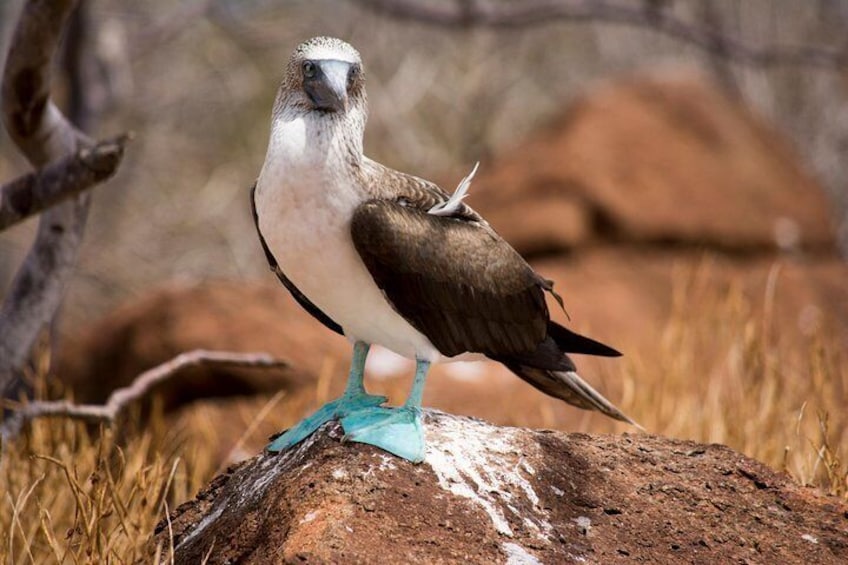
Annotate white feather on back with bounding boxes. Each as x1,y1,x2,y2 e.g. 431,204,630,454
429,162,479,216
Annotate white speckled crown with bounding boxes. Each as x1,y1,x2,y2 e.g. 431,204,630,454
294,36,361,63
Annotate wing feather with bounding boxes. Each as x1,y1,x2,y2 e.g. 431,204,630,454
351,199,547,357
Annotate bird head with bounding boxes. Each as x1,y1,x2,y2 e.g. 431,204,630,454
278,37,365,116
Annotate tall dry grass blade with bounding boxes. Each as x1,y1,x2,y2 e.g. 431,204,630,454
103,458,133,542
7,474,43,565
164,500,175,565
38,509,64,563
200,537,215,565
155,459,182,518
216,390,286,475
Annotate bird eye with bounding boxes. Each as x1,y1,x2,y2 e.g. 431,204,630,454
347,65,360,89
302,61,317,79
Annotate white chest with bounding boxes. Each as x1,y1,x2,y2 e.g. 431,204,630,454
254,115,441,361
255,117,362,300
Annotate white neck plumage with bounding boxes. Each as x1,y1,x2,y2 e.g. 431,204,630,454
268,93,367,171
258,99,369,206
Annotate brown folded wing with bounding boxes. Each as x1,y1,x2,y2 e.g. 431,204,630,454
351,199,549,357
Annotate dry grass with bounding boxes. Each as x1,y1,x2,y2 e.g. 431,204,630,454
0,403,216,563
1,272,846,562
619,266,847,496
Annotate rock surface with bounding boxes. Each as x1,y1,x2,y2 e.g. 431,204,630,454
149,412,848,564
56,281,350,406
469,73,835,254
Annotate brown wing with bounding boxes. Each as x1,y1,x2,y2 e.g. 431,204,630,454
350,199,549,357
361,158,484,223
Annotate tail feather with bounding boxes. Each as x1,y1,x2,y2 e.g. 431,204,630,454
547,322,621,357
505,363,642,429
495,322,639,428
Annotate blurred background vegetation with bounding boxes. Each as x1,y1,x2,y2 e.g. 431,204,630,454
1,0,848,322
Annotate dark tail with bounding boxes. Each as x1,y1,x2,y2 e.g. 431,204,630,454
496,322,641,428
547,322,622,357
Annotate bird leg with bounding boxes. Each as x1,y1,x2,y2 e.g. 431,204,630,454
266,341,387,453
340,358,430,463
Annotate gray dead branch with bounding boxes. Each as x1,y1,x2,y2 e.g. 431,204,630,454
0,350,289,442
0,135,129,231
0,0,129,397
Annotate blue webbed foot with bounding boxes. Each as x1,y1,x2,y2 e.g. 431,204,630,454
266,391,387,453
340,406,425,463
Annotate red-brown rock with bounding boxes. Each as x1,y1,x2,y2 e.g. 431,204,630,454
469,73,836,254
149,412,848,564
55,280,350,407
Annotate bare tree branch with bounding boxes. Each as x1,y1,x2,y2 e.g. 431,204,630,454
2,0,85,163
1,350,290,441
0,0,124,397
0,135,129,231
353,0,848,69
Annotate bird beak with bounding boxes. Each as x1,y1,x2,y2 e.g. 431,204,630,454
304,59,351,113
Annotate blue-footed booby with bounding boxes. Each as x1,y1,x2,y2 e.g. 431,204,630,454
252,36,638,463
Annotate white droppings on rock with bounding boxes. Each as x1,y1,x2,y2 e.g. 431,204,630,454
300,511,320,524
424,412,553,541
177,434,324,552
247,434,322,501
523,517,542,534
502,542,542,565
377,453,397,472
248,456,284,499
515,465,540,507
332,468,347,480
362,453,398,479
175,502,225,552
575,516,592,536
802,534,819,544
